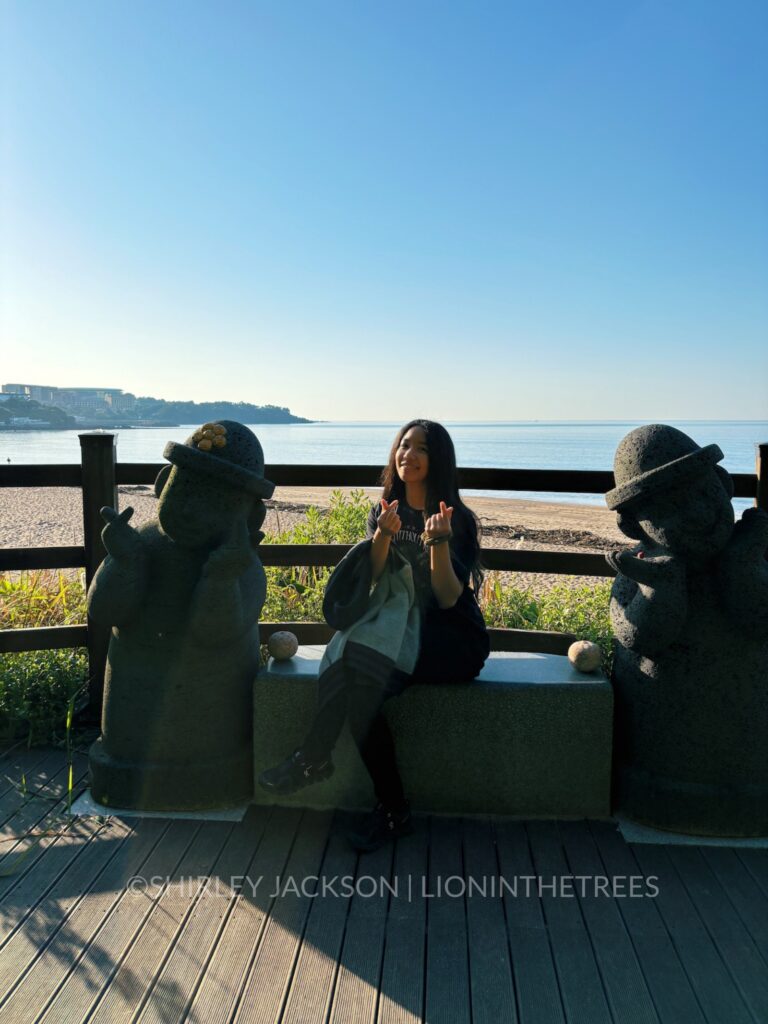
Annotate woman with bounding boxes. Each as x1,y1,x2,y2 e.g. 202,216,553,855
258,419,490,850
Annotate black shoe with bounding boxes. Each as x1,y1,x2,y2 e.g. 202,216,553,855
258,749,334,796
347,800,413,852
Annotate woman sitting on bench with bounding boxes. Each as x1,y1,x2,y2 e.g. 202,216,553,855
258,419,490,851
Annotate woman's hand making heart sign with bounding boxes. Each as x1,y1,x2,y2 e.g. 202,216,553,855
424,501,453,542
376,498,401,538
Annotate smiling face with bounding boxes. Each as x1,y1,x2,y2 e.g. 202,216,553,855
395,425,430,487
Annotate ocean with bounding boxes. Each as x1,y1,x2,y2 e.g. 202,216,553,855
2,420,766,512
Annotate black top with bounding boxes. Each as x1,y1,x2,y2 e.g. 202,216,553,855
365,499,475,612
365,498,490,686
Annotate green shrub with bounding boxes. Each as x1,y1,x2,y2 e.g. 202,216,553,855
0,649,88,747
260,488,370,624
479,572,613,673
537,580,614,672
0,570,89,746
478,573,541,629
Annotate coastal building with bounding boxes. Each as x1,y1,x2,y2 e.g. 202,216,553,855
2,383,137,418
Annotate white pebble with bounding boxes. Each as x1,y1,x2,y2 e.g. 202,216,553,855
568,640,602,673
268,630,299,661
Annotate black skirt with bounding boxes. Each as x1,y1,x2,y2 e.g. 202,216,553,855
389,585,491,693
317,587,490,708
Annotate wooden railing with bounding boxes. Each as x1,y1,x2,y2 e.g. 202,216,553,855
1,434,765,719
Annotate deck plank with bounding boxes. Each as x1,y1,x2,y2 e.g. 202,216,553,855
281,811,358,1024
0,812,113,946
557,821,660,1024
461,817,517,1024
424,815,471,1024
183,806,303,1024
667,846,768,1023
700,846,768,960
86,821,235,1024
0,745,57,802
0,749,88,828
0,754,92,905
134,806,273,1024
0,817,130,1008
329,818,392,1024
526,820,613,1024
629,844,755,1024
0,818,166,1021
376,815,429,1024
0,750,70,822
736,848,768,900
586,821,707,1024
38,821,207,1024
0,744,763,1024
495,820,566,1024
232,808,334,1024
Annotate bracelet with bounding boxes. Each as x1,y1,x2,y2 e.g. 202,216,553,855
424,534,451,547
378,526,396,537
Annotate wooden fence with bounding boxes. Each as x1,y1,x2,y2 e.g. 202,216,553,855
1,433,765,720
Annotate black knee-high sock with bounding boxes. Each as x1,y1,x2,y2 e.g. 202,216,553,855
346,683,406,810
301,688,347,763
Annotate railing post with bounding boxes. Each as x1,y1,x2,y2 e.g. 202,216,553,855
756,443,768,512
79,432,118,721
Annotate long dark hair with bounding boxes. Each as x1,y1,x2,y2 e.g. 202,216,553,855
378,419,484,591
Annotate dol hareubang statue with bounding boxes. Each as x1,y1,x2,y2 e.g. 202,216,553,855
605,424,768,836
87,422,275,811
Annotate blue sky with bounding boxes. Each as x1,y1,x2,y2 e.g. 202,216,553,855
2,1,767,421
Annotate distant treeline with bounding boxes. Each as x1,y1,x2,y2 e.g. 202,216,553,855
0,397,76,428
134,397,312,424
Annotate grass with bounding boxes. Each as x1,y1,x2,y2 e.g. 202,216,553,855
0,569,87,629
0,568,90,742
1,491,614,749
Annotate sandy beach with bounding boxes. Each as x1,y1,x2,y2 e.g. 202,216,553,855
0,486,624,594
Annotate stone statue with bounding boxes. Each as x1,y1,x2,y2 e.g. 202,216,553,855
87,421,275,811
605,424,768,837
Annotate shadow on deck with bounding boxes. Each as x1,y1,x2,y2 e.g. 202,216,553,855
0,740,767,1024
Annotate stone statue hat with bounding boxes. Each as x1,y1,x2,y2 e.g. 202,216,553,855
605,424,724,511
163,421,275,499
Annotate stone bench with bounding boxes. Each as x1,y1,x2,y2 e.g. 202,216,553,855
252,645,613,818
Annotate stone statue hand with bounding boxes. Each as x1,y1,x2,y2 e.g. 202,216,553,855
203,516,254,581
726,507,768,562
606,548,686,590
100,506,143,562
716,507,768,635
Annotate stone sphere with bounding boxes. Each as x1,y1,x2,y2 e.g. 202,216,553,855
268,631,299,661
568,640,602,673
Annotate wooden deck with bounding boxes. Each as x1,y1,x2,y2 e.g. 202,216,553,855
0,741,767,1024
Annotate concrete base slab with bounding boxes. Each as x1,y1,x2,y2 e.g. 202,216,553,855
615,814,768,847
70,789,249,822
